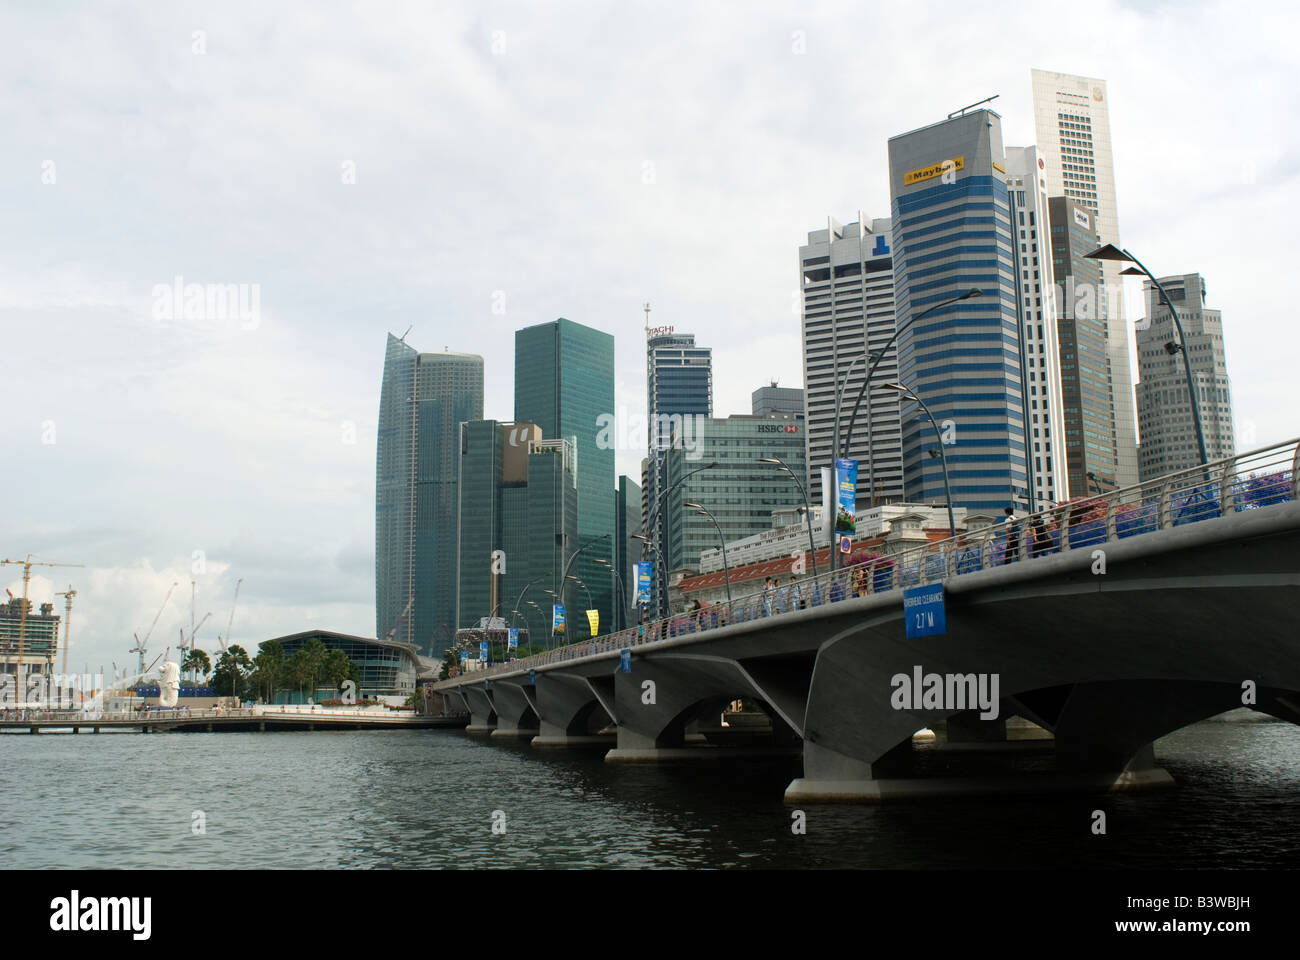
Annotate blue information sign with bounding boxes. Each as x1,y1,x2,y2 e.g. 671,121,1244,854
636,561,653,605
528,668,536,685
619,649,632,674
903,584,946,638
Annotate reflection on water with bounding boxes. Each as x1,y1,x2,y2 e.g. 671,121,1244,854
0,720,1296,868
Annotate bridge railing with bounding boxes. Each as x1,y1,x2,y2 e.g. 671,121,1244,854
453,437,1298,684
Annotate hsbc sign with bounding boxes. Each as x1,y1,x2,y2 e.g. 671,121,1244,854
758,423,799,434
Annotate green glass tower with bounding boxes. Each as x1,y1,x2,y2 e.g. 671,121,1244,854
457,420,578,643
514,318,616,636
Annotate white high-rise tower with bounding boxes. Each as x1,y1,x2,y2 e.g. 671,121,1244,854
1031,69,1139,488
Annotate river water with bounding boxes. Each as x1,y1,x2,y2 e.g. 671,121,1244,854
2,719,1296,869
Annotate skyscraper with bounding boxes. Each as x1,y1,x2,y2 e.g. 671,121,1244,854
799,215,903,508
1135,273,1235,479
375,334,483,656
665,414,806,573
1031,69,1139,488
752,382,805,419
456,421,580,643
888,109,1028,511
614,475,642,631
514,318,616,635
1004,145,1067,508
643,326,712,615
1049,195,1119,497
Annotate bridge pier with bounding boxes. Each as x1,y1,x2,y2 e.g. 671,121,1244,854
463,686,497,733
490,683,539,738
530,673,614,748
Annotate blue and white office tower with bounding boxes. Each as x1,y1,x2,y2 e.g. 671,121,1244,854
887,109,1028,511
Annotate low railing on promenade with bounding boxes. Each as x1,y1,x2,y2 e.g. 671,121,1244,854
0,707,257,723
450,437,1299,685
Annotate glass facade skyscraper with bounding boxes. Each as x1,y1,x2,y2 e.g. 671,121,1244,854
375,333,483,657
644,329,712,615
514,318,616,635
665,415,806,572
457,419,579,642
887,110,1028,511
614,475,642,631
1049,195,1118,497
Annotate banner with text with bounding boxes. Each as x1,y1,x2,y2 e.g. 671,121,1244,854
835,458,858,536
636,561,653,605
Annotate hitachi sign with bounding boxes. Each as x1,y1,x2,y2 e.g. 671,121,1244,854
646,326,675,337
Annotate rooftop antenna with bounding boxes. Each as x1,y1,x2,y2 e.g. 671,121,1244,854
398,325,412,342
948,94,1000,119
643,302,651,333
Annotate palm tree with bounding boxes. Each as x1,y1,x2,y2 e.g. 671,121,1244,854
181,648,211,683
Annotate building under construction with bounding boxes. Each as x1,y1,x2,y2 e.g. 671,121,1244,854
0,595,61,698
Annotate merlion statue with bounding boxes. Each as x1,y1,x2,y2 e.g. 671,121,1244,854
159,661,181,708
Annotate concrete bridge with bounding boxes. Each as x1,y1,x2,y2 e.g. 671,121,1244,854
435,439,1300,802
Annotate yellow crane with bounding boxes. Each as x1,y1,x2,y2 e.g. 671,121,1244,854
1,555,83,706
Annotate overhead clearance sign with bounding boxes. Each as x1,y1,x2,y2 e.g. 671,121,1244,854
903,156,964,186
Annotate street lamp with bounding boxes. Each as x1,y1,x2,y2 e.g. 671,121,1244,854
565,576,594,637
833,288,981,565
553,533,610,649
684,502,733,615
510,577,545,629
757,457,818,576
883,381,956,539
1085,243,1209,474
642,461,719,619
592,557,628,631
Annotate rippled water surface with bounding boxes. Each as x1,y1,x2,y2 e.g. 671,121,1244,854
2,721,1297,869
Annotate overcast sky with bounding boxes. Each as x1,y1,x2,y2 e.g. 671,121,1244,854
3,0,1295,678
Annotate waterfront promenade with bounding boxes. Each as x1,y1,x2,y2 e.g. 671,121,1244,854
0,703,468,734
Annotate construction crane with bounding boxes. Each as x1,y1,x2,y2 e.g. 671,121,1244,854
55,585,76,704
133,581,178,678
216,578,243,654
1,555,83,704
179,613,212,681
385,595,414,643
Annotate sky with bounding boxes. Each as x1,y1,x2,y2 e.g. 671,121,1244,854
2,0,1296,678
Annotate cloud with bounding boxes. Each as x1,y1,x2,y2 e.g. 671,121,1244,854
1,0,1294,671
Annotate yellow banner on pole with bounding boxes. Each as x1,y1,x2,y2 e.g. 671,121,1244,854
586,609,599,637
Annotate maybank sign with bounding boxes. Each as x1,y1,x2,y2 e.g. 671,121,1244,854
903,156,964,186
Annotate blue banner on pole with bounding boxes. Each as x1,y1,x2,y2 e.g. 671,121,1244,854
507,628,518,650
636,561,653,605
619,649,631,674
479,640,489,662
552,603,566,634
835,458,858,535
903,584,946,638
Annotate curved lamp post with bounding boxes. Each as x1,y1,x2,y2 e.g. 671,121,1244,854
553,533,610,649
832,288,981,567
684,501,733,615
592,557,628,631
1085,243,1209,474
642,461,719,618
565,576,594,637
758,456,818,576
883,381,956,539
510,577,545,629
